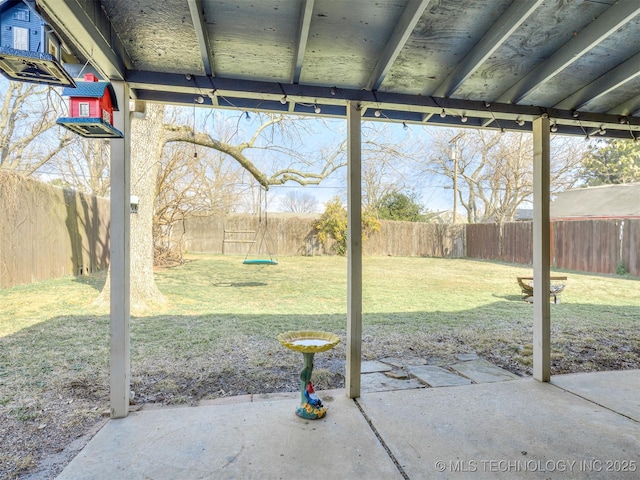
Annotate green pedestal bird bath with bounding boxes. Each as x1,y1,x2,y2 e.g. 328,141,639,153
277,331,341,420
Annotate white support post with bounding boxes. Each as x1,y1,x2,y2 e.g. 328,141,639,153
532,116,551,382
346,101,362,399
109,81,131,417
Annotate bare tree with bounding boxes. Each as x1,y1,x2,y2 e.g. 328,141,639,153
96,103,167,310
424,128,585,223
154,140,245,264
51,138,111,196
0,79,73,175
279,190,319,213
364,123,417,209
323,122,426,209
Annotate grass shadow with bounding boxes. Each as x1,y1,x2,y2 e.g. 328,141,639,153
492,293,525,302
4,302,639,403
3,302,639,479
71,268,108,292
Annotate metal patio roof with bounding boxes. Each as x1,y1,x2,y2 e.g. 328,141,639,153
36,0,640,138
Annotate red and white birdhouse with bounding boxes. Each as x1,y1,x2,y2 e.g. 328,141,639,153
56,73,123,138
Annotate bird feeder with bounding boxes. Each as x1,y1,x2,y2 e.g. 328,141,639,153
56,73,123,138
130,195,139,214
0,0,76,87
0,47,76,86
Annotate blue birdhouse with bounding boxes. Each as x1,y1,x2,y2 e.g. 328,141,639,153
0,0,75,86
56,73,123,138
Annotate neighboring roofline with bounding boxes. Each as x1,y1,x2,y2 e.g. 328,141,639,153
560,182,640,191
551,183,640,219
552,215,640,221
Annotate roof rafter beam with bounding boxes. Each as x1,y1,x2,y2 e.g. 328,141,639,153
366,0,431,91
187,0,214,77
291,0,315,84
421,113,434,123
37,0,129,81
125,70,639,135
609,92,640,118
555,52,640,111
431,0,544,98
496,1,640,105
132,88,637,140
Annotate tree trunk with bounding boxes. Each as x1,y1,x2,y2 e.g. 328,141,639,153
96,103,166,311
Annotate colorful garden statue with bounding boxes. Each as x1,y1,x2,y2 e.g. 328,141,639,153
305,382,322,407
277,330,341,420
298,354,326,419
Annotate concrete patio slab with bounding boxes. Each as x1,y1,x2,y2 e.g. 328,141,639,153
455,353,480,362
357,378,640,479
361,371,423,393
56,371,639,480
407,365,472,387
450,358,520,383
425,356,451,366
551,369,640,421
361,360,393,373
57,391,402,480
380,356,427,367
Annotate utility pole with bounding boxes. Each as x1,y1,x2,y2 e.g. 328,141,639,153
449,133,463,224
452,140,458,224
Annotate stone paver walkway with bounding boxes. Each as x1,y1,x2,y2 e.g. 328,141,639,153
361,353,520,392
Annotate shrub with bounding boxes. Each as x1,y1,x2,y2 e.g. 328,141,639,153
376,191,429,222
312,197,380,255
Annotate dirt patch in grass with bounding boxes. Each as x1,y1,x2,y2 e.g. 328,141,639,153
1,390,108,479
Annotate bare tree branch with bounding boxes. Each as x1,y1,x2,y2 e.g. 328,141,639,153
0,80,69,174
163,113,347,190
279,190,319,213
164,124,271,188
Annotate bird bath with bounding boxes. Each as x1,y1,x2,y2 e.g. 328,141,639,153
277,331,341,419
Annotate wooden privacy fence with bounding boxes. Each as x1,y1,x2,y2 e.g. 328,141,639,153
466,219,640,276
2,171,639,288
553,219,640,276
185,214,638,275
466,222,533,264
364,220,465,257
0,172,110,288
182,214,466,258
183,215,326,256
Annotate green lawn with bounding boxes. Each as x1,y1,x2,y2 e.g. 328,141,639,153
1,254,639,478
